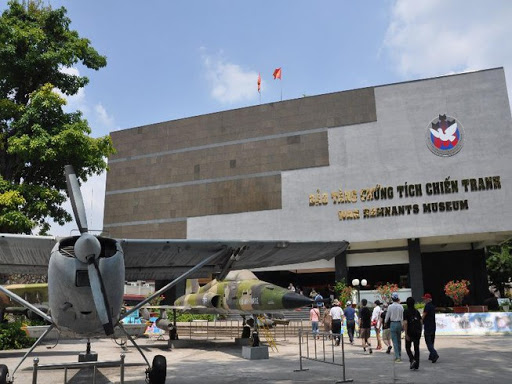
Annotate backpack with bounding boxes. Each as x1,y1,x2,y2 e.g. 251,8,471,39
408,309,422,336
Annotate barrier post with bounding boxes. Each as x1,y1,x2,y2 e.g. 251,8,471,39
293,328,309,372
32,358,39,384
335,333,353,383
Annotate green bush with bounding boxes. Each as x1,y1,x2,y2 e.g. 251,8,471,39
171,312,215,322
0,321,35,350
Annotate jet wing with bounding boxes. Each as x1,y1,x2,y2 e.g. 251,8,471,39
121,239,349,280
0,234,55,275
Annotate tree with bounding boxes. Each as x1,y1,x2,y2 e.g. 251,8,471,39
0,1,115,234
486,241,512,297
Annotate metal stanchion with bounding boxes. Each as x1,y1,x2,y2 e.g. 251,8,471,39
294,329,309,372
120,353,125,384
336,333,353,383
32,358,39,384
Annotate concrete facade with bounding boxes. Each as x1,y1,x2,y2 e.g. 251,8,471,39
104,68,512,302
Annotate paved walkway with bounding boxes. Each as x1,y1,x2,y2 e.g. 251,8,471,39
0,335,511,383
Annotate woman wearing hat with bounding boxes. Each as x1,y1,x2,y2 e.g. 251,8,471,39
330,299,343,346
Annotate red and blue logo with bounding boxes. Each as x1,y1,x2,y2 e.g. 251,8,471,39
426,114,464,157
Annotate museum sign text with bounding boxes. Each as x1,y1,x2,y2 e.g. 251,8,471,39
308,176,502,221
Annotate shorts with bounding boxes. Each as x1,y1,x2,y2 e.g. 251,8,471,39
360,327,370,340
382,328,391,341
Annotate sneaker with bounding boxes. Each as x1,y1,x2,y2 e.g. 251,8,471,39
410,360,416,370
414,361,419,370
386,346,392,354
432,356,439,363
369,348,373,354
363,347,366,352
395,358,402,363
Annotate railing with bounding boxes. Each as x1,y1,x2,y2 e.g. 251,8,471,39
174,319,311,341
31,354,133,384
295,330,353,383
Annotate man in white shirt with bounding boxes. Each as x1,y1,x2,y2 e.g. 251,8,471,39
371,300,383,350
384,292,404,362
330,299,344,346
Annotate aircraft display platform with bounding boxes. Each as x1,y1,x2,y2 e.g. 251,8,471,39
0,335,510,383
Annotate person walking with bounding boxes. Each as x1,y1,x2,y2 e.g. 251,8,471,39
323,303,333,339
403,297,422,370
343,300,356,344
380,303,392,354
330,299,343,346
422,293,439,363
385,292,404,362
371,300,383,350
359,299,372,354
310,304,321,339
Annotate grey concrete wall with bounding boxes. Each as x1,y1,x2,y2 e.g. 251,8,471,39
187,68,512,243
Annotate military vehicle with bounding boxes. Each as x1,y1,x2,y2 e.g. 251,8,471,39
175,269,312,314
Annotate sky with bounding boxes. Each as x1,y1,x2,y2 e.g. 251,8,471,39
2,0,512,236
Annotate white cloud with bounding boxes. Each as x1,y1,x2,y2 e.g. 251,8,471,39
201,50,260,104
95,103,115,128
384,0,512,79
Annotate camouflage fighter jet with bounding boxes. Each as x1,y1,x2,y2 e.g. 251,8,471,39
0,283,49,321
148,269,312,342
174,269,312,314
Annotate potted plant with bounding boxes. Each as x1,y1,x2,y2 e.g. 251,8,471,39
444,279,470,312
376,282,399,304
334,279,353,306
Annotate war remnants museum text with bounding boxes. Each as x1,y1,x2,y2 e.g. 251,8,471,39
308,176,502,221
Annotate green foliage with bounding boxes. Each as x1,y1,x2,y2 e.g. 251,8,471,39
0,1,114,234
172,312,215,322
0,321,35,350
487,241,512,297
334,279,353,305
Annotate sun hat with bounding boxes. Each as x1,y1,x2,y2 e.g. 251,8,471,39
391,292,399,301
332,299,340,305
346,300,351,306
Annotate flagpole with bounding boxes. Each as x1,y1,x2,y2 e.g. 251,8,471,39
280,67,283,101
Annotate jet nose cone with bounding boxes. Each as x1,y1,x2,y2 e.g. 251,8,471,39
282,292,314,309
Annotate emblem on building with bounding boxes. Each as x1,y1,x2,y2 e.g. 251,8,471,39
426,114,464,157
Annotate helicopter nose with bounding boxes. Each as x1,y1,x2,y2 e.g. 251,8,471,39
282,292,314,309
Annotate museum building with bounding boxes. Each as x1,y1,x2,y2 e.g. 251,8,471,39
103,67,512,304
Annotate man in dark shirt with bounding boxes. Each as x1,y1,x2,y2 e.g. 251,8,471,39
422,293,439,363
359,299,372,354
344,301,356,344
381,304,392,354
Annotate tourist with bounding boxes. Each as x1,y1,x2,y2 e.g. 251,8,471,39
344,300,356,344
330,299,343,346
287,283,296,292
359,299,372,354
380,303,392,354
371,299,383,350
422,293,439,363
323,303,332,338
310,303,320,339
403,297,422,370
315,291,324,308
385,292,404,362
